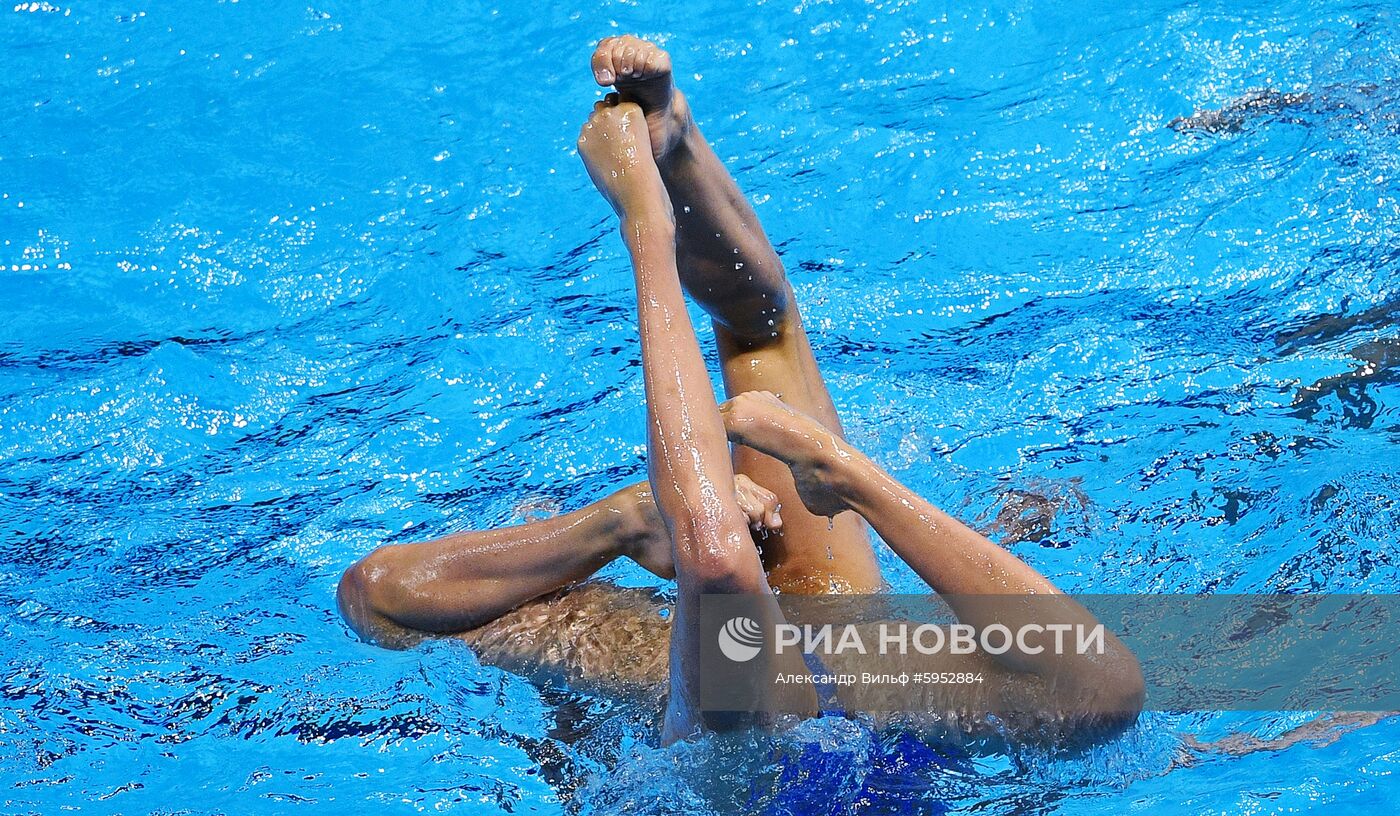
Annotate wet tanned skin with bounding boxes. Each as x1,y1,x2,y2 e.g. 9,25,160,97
338,36,1144,748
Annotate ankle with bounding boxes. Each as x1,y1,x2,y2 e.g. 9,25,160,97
616,180,677,236
818,439,881,516
620,210,676,247
813,437,864,502
655,93,698,172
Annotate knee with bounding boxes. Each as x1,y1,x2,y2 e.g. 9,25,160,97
336,561,373,639
691,268,800,341
1074,650,1145,739
1102,653,1147,721
336,547,401,637
674,519,764,593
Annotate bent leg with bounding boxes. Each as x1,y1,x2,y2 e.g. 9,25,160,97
666,114,881,593
593,36,881,593
722,390,1146,734
337,481,671,646
339,476,780,648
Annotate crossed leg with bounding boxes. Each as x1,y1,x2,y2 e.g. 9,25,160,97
338,37,878,655
596,35,883,595
336,37,1142,744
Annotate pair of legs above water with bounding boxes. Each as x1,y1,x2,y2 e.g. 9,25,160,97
337,36,1143,746
338,36,880,645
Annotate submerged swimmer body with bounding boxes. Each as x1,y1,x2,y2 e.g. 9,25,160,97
1168,82,1387,134
337,37,1145,747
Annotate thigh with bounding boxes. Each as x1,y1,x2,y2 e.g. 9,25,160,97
457,582,673,702
716,308,883,594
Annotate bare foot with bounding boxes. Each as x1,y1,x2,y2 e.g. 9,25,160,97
619,475,782,581
720,391,858,518
576,98,669,220
734,473,784,531
590,35,692,161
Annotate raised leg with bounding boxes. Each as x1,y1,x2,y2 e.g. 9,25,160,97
578,98,815,742
722,390,1146,730
592,36,882,593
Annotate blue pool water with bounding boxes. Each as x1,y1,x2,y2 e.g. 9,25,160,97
3,0,1398,812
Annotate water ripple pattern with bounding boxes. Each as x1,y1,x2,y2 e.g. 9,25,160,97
1,1,1397,813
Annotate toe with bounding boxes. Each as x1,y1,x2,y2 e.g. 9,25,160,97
756,488,782,530
595,35,673,85
591,39,617,85
736,492,761,527
641,46,669,76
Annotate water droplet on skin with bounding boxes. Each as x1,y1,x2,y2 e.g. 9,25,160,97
767,319,775,326
735,262,744,270
827,517,835,531
683,205,692,213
